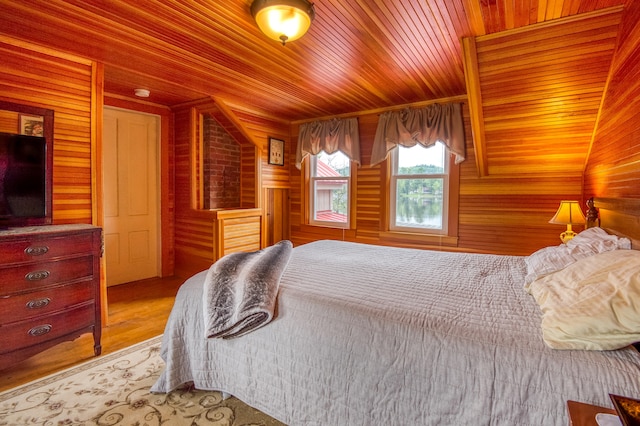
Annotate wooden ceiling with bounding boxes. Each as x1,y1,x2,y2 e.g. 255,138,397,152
0,0,629,122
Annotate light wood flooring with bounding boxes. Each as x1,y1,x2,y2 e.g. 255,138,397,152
0,275,187,393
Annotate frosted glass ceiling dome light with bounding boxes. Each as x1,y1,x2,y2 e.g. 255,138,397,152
251,0,315,46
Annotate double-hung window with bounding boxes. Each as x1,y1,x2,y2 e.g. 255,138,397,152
390,142,448,234
309,150,351,228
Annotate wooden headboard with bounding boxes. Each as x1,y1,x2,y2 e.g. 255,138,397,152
592,197,640,250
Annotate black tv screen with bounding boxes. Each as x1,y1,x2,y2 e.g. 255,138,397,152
0,132,49,227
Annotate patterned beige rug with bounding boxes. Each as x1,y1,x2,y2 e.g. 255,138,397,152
0,336,285,425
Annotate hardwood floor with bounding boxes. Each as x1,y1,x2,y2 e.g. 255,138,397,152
0,275,187,393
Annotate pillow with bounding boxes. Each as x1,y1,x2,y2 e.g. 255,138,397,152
524,245,576,288
528,249,640,350
566,226,631,252
524,227,631,287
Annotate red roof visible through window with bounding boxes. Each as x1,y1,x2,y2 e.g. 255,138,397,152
315,159,346,188
316,159,341,177
315,210,347,222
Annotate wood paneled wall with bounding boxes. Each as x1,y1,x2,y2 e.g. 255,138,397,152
289,104,573,255
172,98,291,277
288,8,631,256
227,107,291,190
465,8,622,178
0,37,95,225
173,103,216,276
2,1,637,274
584,0,640,199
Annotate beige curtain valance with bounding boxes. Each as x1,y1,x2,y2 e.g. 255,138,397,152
371,103,465,166
296,117,361,169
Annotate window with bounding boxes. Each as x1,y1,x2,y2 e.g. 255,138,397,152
390,142,448,234
309,151,351,228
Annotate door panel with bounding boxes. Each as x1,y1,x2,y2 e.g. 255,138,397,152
266,188,289,246
103,108,160,286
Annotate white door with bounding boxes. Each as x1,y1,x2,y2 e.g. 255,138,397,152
103,108,160,286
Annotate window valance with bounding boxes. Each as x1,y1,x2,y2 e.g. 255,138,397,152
371,103,465,166
296,117,361,169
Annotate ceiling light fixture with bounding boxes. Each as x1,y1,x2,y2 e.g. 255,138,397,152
251,0,315,46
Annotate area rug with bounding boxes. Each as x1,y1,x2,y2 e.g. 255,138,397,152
0,336,285,425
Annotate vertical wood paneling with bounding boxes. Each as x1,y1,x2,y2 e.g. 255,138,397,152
0,38,94,225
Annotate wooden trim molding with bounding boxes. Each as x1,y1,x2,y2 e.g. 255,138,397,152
291,95,467,125
191,107,201,210
462,37,488,177
211,96,260,148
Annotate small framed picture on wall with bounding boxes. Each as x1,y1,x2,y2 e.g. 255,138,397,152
19,114,45,137
268,137,285,166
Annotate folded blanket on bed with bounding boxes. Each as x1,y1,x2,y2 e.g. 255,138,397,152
203,240,293,339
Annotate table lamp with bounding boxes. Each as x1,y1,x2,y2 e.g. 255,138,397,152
549,200,586,243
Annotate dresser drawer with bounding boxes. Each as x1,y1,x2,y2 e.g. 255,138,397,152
0,281,94,324
0,232,96,264
0,256,95,295
0,303,95,354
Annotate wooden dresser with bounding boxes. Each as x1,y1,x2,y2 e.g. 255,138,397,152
0,224,102,370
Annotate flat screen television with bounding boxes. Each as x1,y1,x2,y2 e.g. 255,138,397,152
0,132,52,228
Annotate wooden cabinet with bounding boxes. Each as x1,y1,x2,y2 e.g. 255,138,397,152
0,224,102,370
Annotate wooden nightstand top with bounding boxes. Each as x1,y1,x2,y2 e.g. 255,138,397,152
567,400,617,426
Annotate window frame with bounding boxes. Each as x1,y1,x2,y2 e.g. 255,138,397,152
307,151,352,229
388,142,457,237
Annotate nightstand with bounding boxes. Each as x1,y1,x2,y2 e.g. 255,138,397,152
567,400,617,426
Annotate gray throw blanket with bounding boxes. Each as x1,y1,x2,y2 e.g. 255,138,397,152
203,240,293,339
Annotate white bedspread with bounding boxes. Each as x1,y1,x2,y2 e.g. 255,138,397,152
151,240,640,425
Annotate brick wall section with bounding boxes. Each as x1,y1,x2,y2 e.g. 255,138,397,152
203,115,241,209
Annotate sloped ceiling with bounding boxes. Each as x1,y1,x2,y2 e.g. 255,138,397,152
465,8,623,176
0,0,628,122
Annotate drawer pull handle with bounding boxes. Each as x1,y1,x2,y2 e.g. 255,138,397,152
25,270,51,281
24,246,49,256
28,324,52,337
26,298,51,309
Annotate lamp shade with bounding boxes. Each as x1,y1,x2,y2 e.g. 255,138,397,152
549,200,586,225
251,0,315,45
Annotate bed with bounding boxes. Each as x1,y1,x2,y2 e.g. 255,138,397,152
151,198,640,425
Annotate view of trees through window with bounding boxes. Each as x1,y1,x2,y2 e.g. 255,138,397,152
393,143,447,230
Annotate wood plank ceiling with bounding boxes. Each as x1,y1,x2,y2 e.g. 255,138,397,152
0,0,629,122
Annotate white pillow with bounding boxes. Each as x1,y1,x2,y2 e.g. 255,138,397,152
524,245,576,288
528,249,640,350
566,226,631,252
524,227,631,288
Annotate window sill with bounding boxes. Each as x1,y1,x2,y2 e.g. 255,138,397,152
379,231,458,247
300,223,356,239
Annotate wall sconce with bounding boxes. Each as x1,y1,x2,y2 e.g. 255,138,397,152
251,0,315,45
549,200,586,243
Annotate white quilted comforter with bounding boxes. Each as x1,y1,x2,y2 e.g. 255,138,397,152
151,240,640,425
